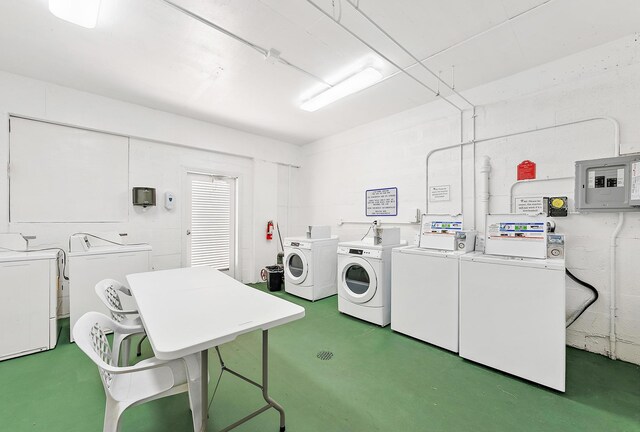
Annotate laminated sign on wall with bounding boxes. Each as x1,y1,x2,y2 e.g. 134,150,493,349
515,197,545,215
429,185,451,202
366,187,398,216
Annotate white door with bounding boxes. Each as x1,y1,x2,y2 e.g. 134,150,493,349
340,258,378,304
184,172,237,277
284,249,308,284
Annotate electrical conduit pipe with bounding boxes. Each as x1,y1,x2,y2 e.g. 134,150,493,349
609,212,624,359
478,156,491,229
610,135,623,359
425,115,623,358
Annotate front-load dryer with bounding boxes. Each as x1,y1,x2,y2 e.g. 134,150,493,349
284,236,338,301
337,239,404,326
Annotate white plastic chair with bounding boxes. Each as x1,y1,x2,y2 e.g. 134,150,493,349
95,279,146,365
73,312,204,432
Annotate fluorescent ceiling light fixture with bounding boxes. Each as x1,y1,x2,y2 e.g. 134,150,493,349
49,0,101,28
300,67,382,112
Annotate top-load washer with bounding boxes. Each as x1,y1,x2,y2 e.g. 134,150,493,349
459,214,566,391
68,232,151,342
0,234,59,361
391,215,476,352
337,227,404,326
284,228,339,301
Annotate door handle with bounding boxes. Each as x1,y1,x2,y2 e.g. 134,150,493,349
186,229,191,236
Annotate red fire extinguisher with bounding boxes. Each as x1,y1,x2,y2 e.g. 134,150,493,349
266,220,274,240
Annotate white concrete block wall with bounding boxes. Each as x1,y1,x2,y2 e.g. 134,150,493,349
299,34,640,365
0,71,303,316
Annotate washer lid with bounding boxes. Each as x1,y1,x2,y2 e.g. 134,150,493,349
394,245,461,258
340,257,378,304
0,249,59,263
285,249,308,284
461,253,564,270
68,243,152,256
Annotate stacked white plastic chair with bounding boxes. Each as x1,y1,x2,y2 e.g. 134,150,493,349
73,312,204,432
94,279,146,365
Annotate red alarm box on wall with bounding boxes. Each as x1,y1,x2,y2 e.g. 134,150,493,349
517,160,536,181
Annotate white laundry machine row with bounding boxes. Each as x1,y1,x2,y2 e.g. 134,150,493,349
459,214,566,392
391,215,476,352
68,233,152,342
337,228,404,327
283,235,339,301
0,248,59,361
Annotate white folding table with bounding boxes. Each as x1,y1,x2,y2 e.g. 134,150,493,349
127,267,305,432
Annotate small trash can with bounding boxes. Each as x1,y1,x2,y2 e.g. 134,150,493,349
265,265,284,292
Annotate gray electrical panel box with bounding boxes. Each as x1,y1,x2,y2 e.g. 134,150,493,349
575,154,640,211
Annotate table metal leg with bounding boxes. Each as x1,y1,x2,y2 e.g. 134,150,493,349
262,330,286,432
212,329,287,432
201,349,209,432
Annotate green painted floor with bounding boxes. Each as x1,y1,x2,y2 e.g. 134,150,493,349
1,283,639,432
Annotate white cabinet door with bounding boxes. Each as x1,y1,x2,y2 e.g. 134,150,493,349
69,252,150,341
391,252,459,352
0,260,50,360
459,260,566,391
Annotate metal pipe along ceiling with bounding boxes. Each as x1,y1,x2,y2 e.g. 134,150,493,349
159,0,333,88
345,0,475,109
424,116,621,218
305,0,465,112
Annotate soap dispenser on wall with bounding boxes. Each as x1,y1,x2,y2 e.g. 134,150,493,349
164,192,175,210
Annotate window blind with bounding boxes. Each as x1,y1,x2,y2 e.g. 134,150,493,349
190,178,231,269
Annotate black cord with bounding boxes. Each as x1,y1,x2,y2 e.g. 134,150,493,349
566,269,599,328
68,232,148,251
0,245,69,281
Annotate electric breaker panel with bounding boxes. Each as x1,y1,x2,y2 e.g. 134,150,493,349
575,155,640,211
484,214,548,259
419,214,475,251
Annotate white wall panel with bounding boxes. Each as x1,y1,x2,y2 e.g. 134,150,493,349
10,118,129,222
300,34,640,365
0,70,302,291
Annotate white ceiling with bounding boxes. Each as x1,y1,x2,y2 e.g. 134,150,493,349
0,0,638,144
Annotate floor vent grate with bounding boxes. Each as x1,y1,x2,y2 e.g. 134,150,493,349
317,351,334,361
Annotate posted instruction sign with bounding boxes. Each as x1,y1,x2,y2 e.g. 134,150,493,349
366,187,398,216
429,185,451,202
514,196,545,215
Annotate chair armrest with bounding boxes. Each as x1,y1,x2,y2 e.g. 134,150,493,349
116,308,139,315
103,357,180,374
117,286,132,296
101,302,139,315
110,321,145,336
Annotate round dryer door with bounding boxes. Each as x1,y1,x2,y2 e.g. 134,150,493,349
341,257,377,304
285,250,308,284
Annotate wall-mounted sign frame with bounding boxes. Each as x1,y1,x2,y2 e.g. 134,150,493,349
429,185,451,202
514,196,545,215
366,187,398,216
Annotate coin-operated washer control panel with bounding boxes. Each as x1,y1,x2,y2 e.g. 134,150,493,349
547,234,565,259
419,214,476,253
485,214,548,259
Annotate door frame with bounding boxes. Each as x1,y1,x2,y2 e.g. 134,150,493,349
181,168,240,279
